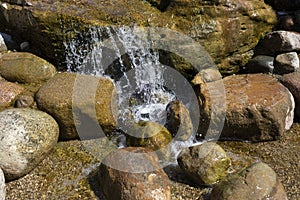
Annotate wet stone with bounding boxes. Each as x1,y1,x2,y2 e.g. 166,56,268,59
0,81,24,111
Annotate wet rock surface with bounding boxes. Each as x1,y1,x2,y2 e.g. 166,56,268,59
210,162,288,200
281,72,300,119
165,100,193,141
0,52,57,84
35,72,117,140
0,108,59,181
99,147,171,200
0,0,275,74
177,142,231,186
0,80,24,111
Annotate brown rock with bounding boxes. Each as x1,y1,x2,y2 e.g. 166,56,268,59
14,94,34,108
281,72,300,119
165,100,193,141
35,72,117,140
0,52,56,84
99,147,171,200
0,81,24,110
198,74,294,141
255,31,300,56
210,162,288,200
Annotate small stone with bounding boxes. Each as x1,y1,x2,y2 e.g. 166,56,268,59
165,100,193,141
98,147,171,200
0,168,5,200
274,52,299,75
255,31,300,56
0,34,7,52
126,121,172,160
14,94,34,108
0,108,59,181
0,81,24,111
281,72,300,119
243,55,274,73
191,68,222,85
0,52,57,84
210,162,288,200
177,142,231,185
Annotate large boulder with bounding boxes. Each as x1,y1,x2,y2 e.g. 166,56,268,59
0,168,4,200
0,52,56,84
281,72,300,119
255,31,300,56
210,162,288,200
98,147,171,200
0,0,275,74
35,72,117,140
198,74,294,141
177,142,231,185
0,108,59,181
0,81,24,111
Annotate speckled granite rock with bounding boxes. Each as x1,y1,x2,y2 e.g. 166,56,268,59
0,52,56,84
35,72,117,140
0,168,5,200
99,147,171,200
0,81,24,111
198,74,295,141
0,108,59,181
210,162,288,200
177,142,231,185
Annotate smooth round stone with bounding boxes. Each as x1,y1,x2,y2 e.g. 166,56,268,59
211,162,288,200
274,52,299,75
0,52,56,84
0,168,5,200
0,108,59,181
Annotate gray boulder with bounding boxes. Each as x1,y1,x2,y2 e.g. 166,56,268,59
274,52,299,74
177,142,231,185
0,108,59,181
210,162,288,200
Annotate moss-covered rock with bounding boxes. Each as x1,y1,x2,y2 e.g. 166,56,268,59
0,0,276,74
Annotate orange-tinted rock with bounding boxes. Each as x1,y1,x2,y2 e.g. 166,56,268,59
99,147,171,200
0,81,24,110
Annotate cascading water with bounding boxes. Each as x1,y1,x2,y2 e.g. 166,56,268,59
64,26,201,165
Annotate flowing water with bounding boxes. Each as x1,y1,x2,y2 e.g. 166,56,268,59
64,26,202,165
